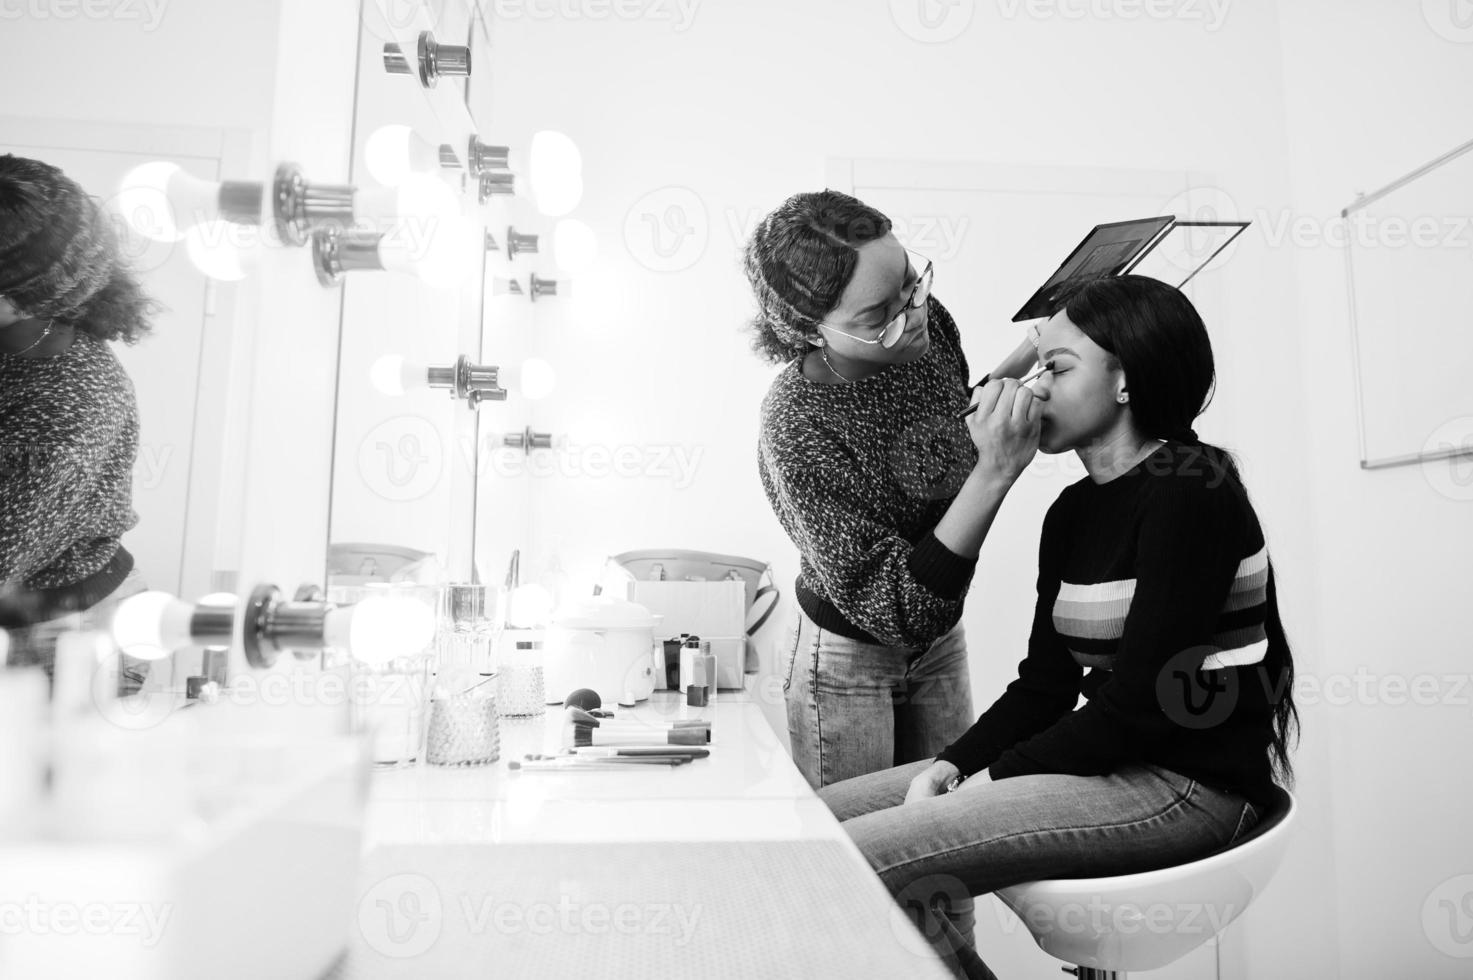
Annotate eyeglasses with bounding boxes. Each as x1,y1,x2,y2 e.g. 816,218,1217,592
818,250,934,350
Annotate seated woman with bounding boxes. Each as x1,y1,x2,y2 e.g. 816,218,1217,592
817,275,1299,980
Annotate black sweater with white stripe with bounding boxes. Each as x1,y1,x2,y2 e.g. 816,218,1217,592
936,441,1288,808
758,296,980,649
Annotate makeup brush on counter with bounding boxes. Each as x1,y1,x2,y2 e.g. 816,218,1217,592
509,759,683,773
570,726,709,748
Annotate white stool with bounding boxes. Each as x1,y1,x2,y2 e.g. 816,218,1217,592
993,786,1296,979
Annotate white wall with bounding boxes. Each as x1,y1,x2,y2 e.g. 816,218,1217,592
482,1,1353,977
1276,1,1473,977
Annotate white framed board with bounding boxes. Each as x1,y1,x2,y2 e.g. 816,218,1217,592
1343,137,1473,469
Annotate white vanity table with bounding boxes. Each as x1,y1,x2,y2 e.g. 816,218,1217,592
330,689,954,978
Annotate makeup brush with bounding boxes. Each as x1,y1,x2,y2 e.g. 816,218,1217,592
571,746,710,758
571,726,710,748
956,362,1053,420
523,753,689,765
509,759,682,772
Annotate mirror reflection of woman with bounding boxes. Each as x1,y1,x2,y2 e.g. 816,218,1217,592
748,190,1044,790
0,154,155,692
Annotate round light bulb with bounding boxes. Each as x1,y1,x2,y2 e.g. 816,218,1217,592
112,590,193,661
506,583,555,628
365,125,448,186
117,161,222,242
528,130,583,217
326,594,436,665
552,218,598,274
369,353,431,396
517,357,557,400
117,161,184,242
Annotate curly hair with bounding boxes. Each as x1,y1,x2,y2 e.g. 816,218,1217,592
0,153,158,345
66,260,160,345
741,190,892,365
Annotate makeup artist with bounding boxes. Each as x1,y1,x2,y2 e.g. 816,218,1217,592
749,189,1044,789
0,154,154,692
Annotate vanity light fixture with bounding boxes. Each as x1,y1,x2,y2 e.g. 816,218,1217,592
370,354,509,408
383,30,471,88
528,272,562,301
312,214,480,289
111,590,237,661
117,161,266,243
272,163,357,246
243,584,435,669
503,426,554,454
466,136,512,177
504,227,540,260
478,171,516,203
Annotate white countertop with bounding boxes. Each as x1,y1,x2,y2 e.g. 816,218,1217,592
339,687,955,979
363,688,835,847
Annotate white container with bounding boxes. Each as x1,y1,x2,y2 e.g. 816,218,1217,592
544,597,659,706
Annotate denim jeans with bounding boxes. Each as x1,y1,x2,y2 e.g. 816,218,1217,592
781,607,974,790
818,760,1261,978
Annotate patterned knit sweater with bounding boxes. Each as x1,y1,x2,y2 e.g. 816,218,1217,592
935,441,1286,808
758,295,980,649
0,332,139,592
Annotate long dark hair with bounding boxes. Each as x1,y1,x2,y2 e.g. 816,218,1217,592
741,190,892,365
1053,275,1300,785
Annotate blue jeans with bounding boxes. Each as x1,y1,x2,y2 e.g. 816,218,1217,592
782,607,974,789
819,760,1261,978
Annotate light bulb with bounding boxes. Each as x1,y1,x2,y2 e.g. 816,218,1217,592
552,218,598,274
506,583,555,628
184,219,260,281
325,594,436,665
116,163,263,244
514,357,557,400
369,353,430,396
528,130,583,216
365,124,451,186
112,590,194,661
118,162,223,242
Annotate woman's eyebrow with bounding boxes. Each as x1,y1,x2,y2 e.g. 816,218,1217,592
1042,346,1078,359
